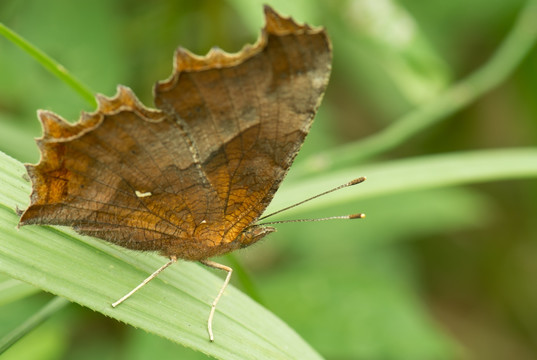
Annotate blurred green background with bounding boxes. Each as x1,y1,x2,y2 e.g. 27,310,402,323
1,0,536,359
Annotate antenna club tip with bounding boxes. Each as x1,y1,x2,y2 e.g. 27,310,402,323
349,213,366,219
349,176,367,185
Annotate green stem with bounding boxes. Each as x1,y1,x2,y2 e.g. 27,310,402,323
0,297,70,354
295,0,537,177
0,23,97,108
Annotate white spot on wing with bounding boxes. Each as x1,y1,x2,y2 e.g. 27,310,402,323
135,190,152,198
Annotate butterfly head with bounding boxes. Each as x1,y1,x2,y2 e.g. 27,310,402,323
234,225,276,249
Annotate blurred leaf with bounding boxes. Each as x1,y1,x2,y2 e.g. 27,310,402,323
0,23,95,107
251,187,493,358
294,0,537,175
0,297,69,355
124,327,212,360
274,148,537,218
0,293,69,360
0,277,41,307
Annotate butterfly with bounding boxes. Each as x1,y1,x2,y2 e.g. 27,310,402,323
19,6,336,341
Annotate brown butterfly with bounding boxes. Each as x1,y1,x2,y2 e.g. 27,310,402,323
19,6,362,341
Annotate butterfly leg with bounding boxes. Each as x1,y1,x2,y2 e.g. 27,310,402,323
199,259,233,342
112,255,178,307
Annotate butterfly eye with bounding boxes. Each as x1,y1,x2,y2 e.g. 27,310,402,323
237,225,276,248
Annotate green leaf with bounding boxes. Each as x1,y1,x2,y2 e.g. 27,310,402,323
270,148,537,217
0,277,41,307
0,297,69,354
293,0,537,175
0,22,96,108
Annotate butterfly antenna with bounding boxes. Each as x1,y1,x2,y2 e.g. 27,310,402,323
258,176,366,223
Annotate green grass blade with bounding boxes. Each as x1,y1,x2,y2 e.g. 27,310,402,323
0,278,41,307
295,0,537,176
268,148,537,217
0,297,69,355
0,23,96,108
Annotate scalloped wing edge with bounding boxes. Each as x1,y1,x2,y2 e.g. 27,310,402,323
36,86,164,145
156,5,327,92
31,5,321,146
